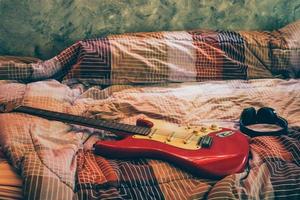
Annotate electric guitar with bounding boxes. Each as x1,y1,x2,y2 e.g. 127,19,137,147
0,104,249,178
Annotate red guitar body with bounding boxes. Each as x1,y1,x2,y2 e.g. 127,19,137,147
94,119,249,178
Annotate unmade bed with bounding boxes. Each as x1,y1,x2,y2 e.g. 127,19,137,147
0,20,299,200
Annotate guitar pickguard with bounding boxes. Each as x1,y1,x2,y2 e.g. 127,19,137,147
132,121,222,150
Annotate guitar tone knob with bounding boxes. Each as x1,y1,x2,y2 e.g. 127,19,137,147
210,124,218,130
200,127,207,132
192,130,202,136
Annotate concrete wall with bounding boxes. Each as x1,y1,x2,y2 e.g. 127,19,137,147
1,0,299,59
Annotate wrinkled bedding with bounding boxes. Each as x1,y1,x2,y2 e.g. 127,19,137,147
0,20,300,200
0,78,299,199
0,154,22,200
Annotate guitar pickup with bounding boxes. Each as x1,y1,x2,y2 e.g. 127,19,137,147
198,135,213,148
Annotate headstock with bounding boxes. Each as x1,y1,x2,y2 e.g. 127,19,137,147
0,102,19,113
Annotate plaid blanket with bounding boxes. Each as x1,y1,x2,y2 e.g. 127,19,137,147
0,21,299,84
0,78,300,200
0,20,300,200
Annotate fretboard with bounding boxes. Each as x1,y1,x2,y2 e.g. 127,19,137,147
14,106,151,136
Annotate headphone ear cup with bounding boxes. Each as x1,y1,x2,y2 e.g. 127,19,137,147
257,107,277,124
240,107,257,126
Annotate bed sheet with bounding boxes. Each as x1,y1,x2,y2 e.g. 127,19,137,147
0,78,299,199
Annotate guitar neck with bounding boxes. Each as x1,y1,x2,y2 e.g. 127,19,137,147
14,106,151,136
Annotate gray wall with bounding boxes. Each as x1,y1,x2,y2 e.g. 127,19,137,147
1,0,299,59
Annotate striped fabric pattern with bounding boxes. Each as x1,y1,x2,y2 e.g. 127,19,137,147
0,155,23,200
0,20,299,200
0,20,299,84
0,78,300,199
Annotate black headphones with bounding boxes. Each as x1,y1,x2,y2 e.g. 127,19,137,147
239,107,288,137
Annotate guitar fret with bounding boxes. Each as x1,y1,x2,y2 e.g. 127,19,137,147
120,124,129,131
131,126,138,133
123,124,134,132
68,115,76,122
14,106,151,136
143,128,151,135
34,109,44,115
136,127,144,133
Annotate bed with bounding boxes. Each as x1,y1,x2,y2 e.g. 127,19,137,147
0,20,299,200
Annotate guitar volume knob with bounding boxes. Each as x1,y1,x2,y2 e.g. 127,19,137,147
210,124,218,130
193,130,201,136
200,127,207,132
